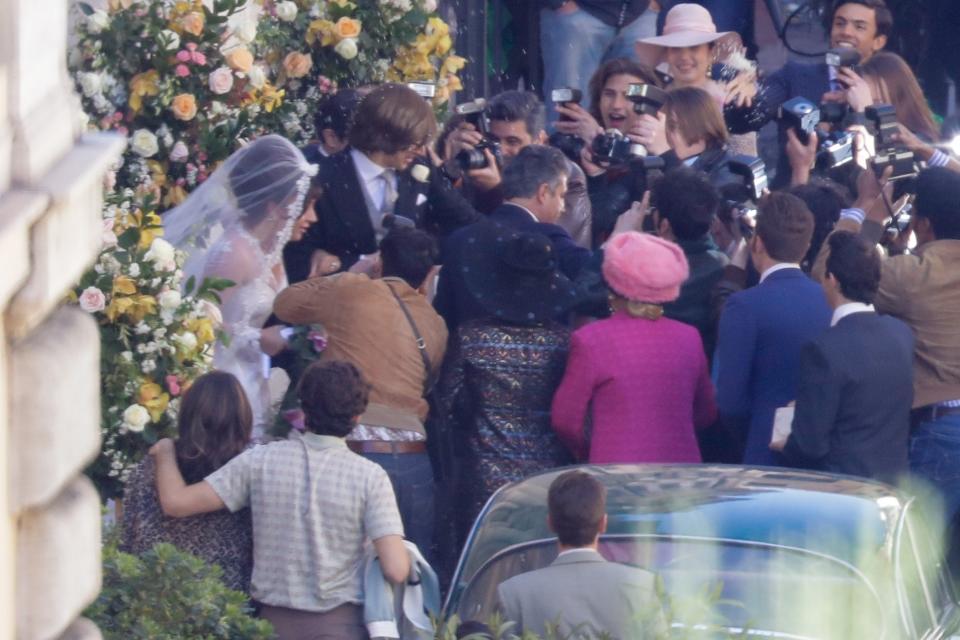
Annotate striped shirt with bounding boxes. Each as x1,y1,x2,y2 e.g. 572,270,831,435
206,433,403,612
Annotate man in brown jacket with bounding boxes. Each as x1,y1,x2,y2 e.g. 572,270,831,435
274,226,447,558
814,167,960,521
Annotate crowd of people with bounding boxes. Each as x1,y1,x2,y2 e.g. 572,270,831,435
113,0,960,638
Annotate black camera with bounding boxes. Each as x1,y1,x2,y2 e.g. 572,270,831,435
728,155,769,202
779,97,820,145
626,83,668,117
549,87,587,162
591,129,646,165
865,103,918,182
454,99,504,172
819,101,850,127
825,47,862,70
816,131,855,170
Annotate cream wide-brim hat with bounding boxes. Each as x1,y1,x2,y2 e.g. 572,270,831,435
635,3,742,69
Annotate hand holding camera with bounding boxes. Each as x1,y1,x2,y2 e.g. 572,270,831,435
836,67,873,113
630,112,670,156
590,84,667,166
554,102,603,147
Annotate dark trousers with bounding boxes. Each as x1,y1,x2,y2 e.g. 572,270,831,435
361,451,435,565
259,603,366,640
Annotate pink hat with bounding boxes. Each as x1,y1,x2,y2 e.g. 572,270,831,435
602,232,689,303
635,3,741,68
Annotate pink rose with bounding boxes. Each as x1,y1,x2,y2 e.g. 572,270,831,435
165,374,182,397
207,67,234,95
307,330,328,353
192,51,207,65
102,218,118,247
186,42,197,51
79,286,106,313
175,64,190,77
176,49,191,62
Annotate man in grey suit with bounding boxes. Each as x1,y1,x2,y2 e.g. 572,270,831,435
496,471,668,639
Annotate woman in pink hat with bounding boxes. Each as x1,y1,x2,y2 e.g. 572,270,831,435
551,231,717,463
633,3,762,155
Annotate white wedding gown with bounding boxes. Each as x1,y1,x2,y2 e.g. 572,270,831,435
203,226,285,438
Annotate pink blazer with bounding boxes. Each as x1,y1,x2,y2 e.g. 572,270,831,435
551,311,717,463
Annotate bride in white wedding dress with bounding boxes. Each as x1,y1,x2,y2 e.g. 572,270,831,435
165,135,317,437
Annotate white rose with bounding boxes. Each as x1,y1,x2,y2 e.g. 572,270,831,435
411,163,431,183
422,0,437,12
334,38,359,60
128,262,141,278
120,351,133,362
158,289,182,311
197,299,223,327
122,404,150,432
102,218,118,247
130,129,159,158
157,29,180,51
144,238,176,271
247,65,266,89
235,21,257,44
175,331,198,351
78,286,106,313
276,1,298,22
86,10,111,34
208,66,234,95
78,72,102,98
169,140,189,163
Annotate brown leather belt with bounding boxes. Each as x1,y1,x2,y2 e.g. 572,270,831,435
912,404,960,425
347,440,427,455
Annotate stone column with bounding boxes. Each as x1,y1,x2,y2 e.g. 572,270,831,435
1,1,123,639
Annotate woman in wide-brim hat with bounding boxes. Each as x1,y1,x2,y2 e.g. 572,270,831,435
551,231,718,464
633,3,761,155
433,225,579,566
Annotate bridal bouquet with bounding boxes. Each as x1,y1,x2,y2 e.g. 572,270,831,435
74,192,230,499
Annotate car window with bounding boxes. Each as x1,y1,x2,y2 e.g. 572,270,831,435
899,506,955,636
457,535,890,639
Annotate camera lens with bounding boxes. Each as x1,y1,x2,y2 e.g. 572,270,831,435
456,147,487,171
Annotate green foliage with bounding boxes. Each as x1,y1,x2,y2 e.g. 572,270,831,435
87,542,272,639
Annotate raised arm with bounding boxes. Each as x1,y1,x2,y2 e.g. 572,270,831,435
151,438,226,517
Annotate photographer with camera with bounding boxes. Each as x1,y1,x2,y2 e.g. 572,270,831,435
441,91,593,248
284,84,480,283
758,0,893,188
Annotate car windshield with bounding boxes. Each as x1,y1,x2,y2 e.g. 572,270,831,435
454,536,892,639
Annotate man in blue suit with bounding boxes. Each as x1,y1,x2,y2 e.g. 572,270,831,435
757,0,892,187
435,144,601,331
777,231,914,483
715,192,831,466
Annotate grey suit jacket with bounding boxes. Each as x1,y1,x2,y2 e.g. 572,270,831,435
496,549,668,639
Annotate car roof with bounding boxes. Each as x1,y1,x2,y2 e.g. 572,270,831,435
458,464,903,581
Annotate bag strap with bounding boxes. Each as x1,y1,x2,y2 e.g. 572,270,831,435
385,282,436,394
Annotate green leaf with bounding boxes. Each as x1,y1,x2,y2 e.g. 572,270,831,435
184,275,196,295
77,2,95,16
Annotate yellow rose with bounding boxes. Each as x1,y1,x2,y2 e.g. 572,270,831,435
128,70,159,113
282,52,312,79
442,55,467,75
105,297,134,322
189,317,216,345
163,185,188,208
306,19,336,46
180,11,204,36
128,294,157,323
435,33,452,56
335,16,362,40
138,382,170,422
113,276,137,296
225,46,254,73
170,93,198,121
137,211,164,250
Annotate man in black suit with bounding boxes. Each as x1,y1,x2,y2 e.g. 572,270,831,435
434,144,606,331
776,231,914,483
759,0,892,187
283,83,480,283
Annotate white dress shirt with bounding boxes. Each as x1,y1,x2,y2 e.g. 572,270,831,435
350,148,397,212
830,301,875,327
759,262,802,284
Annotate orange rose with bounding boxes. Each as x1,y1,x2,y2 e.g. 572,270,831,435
180,11,204,36
335,16,361,40
225,46,254,73
283,52,312,79
170,93,197,121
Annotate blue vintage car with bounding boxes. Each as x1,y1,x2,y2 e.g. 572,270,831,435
443,465,959,639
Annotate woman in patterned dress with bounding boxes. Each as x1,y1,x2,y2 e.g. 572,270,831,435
120,371,253,592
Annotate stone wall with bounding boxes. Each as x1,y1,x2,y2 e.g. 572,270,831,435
1,1,122,639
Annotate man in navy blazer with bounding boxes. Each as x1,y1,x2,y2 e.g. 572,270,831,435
283,84,479,283
715,192,831,466
435,145,600,331
777,231,913,483
756,0,892,187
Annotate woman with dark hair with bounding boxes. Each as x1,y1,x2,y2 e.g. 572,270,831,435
847,52,939,142
120,371,253,592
